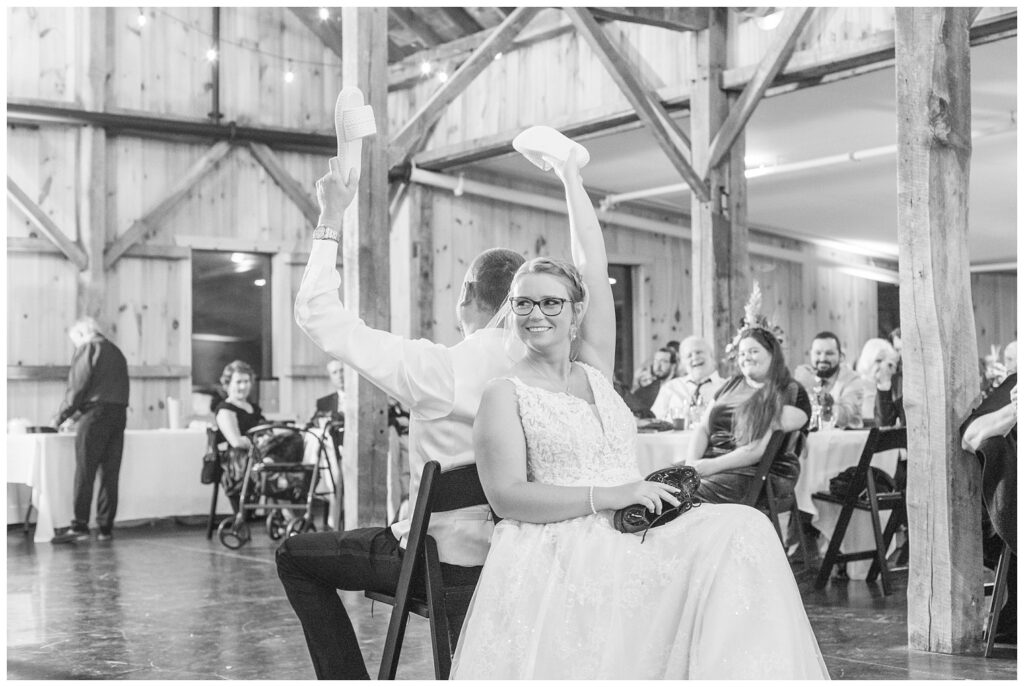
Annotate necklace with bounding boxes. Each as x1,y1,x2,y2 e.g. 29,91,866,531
525,357,572,394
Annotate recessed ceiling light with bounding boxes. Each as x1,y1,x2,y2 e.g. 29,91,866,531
254,278,267,287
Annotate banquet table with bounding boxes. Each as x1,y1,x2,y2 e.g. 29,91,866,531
635,427,900,578
7,429,219,543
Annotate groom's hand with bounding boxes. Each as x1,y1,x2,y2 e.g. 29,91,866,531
315,157,358,228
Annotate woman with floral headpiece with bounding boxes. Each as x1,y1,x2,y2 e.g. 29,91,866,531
687,308,812,504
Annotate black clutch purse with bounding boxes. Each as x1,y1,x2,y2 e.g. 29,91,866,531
613,465,701,542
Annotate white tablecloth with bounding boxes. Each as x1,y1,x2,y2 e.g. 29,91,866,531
6,429,218,543
635,427,902,578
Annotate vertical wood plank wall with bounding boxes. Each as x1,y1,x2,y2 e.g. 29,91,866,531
6,7,1016,428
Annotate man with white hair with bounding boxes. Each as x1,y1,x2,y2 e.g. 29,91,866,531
651,336,725,421
50,317,130,544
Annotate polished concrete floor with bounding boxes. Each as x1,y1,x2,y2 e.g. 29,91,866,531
6,519,1017,680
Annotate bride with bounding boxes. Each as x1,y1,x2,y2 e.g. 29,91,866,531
450,143,829,679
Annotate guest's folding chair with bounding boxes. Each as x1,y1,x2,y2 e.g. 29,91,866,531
984,540,1015,657
812,426,908,595
366,460,489,680
741,430,813,566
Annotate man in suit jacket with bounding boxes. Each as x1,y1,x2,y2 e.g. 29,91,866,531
311,359,345,425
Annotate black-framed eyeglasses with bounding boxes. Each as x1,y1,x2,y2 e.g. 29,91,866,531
509,297,572,316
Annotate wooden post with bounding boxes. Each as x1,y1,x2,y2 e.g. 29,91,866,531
690,8,748,365
76,7,111,320
895,7,983,654
342,7,390,529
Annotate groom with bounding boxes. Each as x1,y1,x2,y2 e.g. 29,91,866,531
276,158,526,679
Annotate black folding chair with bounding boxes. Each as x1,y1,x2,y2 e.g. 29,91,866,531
204,427,222,540
365,460,488,680
812,426,908,595
984,541,1014,657
741,430,813,567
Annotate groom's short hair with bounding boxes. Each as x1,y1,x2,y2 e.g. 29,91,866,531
465,248,525,315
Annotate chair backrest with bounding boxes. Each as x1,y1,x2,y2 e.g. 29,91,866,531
840,426,907,501
741,430,804,507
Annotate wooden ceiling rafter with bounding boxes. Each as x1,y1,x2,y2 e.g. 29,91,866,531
103,141,234,269
587,7,710,32
388,7,542,170
565,7,709,201
391,8,445,48
441,7,486,36
7,177,89,270
700,6,818,178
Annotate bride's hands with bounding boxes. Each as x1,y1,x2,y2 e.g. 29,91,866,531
599,481,682,515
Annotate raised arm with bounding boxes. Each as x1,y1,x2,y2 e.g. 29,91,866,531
552,152,615,379
475,380,681,522
295,159,454,419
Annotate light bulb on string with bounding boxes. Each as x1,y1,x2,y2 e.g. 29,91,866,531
318,7,330,21
284,62,295,84
437,71,449,83
136,9,147,27
205,47,218,63
419,60,432,76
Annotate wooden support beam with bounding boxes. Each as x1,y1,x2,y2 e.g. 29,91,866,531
895,7,984,654
407,10,1016,171
388,7,541,168
391,7,445,46
588,7,710,32
103,141,233,269
968,7,985,25
7,177,88,270
701,7,817,178
690,8,745,361
565,7,709,201
246,142,319,226
442,7,485,35
342,7,391,530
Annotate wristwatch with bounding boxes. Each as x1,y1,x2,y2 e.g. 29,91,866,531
312,224,341,242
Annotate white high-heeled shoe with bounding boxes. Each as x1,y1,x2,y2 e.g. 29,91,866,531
512,125,590,172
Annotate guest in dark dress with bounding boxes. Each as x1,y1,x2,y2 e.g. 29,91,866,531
961,372,1017,643
688,327,810,504
214,360,266,512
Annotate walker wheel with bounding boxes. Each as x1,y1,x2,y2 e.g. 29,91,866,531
218,517,251,549
285,518,317,538
266,511,288,540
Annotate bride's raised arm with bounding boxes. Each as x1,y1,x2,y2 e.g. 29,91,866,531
553,153,615,380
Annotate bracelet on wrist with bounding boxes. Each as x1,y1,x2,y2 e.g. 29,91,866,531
312,224,341,242
588,485,598,515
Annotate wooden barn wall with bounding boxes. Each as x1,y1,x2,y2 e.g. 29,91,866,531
971,272,1018,358
409,179,886,380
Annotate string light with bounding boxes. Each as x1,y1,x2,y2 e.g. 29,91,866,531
318,7,330,21
284,64,295,83
136,9,147,27
205,47,218,62
437,71,449,83
419,60,432,76
493,52,503,61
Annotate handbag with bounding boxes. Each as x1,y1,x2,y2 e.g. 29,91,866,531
828,466,896,500
613,465,702,542
200,449,222,485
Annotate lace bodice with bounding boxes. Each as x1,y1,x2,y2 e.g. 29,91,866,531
509,362,641,487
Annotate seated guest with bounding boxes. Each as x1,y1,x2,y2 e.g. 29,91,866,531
215,360,266,512
651,336,726,421
960,372,1017,643
689,326,811,504
855,338,901,426
310,359,346,426
983,340,1017,395
630,346,678,417
793,331,866,429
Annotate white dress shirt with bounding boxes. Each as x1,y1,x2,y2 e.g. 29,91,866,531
651,371,726,421
295,240,517,566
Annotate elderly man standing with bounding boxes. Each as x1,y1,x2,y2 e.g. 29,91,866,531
651,336,725,422
311,359,346,425
50,317,130,544
793,331,865,429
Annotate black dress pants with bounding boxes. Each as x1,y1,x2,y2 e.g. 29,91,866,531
72,403,127,532
276,526,481,680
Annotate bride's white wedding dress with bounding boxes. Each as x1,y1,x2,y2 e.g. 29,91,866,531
450,362,829,679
